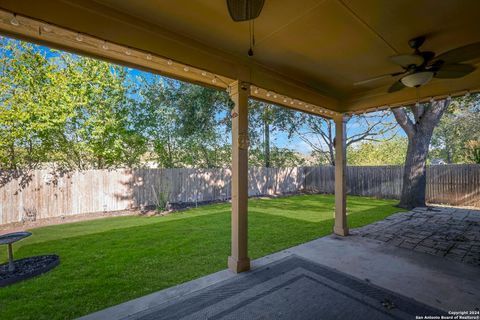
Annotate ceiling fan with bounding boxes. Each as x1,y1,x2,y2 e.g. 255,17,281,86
226,0,265,56
354,36,480,93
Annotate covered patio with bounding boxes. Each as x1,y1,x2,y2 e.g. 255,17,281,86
79,207,480,320
1,0,479,318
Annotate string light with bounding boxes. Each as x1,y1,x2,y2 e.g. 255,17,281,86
10,14,19,26
201,71,207,77
254,89,259,94
266,92,271,97
146,54,152,61
125,48,132,56
42,24,52,32
101,41,109,50
283,98,287,103
75,33,83,42
212,78,217,84
273,94,278,98
183,67,189,72
167,59,173,65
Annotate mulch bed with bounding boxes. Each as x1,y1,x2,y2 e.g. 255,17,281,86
0,255,60,287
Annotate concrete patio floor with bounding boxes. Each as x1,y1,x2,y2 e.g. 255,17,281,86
357,206,480,266
81,207,480,320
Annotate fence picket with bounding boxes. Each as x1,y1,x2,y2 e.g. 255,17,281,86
0,165,478,225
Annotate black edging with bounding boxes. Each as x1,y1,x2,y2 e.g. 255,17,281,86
0,255,60,287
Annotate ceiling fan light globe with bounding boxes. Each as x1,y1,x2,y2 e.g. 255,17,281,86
401,71,434,87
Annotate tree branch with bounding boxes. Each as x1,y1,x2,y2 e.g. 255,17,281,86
392,107,415,139
422,100,449,128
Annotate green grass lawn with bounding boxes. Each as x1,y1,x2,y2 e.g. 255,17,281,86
0,194,404,320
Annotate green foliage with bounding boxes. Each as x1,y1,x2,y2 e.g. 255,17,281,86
3,37,312,170
249,146,306,167
0,194,403,319
275,109,398,165
465,140,480,164
430,94,480,163
347,137,407,165
136,77,232,168
0,39,63,169
0,37,146,171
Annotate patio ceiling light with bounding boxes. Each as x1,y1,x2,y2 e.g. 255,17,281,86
400,71,434,88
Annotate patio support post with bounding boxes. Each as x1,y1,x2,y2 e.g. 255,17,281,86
333,114,349,236
228,80,251,273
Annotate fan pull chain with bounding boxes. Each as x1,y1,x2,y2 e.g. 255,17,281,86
248,20,255,56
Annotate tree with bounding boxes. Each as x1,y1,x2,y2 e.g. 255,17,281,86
0,38,65,171
247,101,282,167
347,137,407,165
392,100,449,209
465,140,480,164
0,37,147,174
276,110,397,165
56,55,146,169
137,77,232,168
430,94,480,163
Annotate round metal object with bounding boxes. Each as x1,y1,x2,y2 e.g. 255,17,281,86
0,231,32,272
0,231,32,245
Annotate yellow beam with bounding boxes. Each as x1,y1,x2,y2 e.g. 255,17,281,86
250,86,339,119
0,9,233,90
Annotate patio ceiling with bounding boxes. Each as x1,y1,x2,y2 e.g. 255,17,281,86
1,0,480,113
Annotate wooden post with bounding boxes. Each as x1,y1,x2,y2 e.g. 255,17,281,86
334,114,349,236
228,80,251,273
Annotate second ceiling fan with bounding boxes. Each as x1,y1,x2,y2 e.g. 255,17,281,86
355,36,480,93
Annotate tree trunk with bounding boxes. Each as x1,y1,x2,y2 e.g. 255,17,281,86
327,121,335,165
393,100,449,209
400,131,431,208
264,107,271,168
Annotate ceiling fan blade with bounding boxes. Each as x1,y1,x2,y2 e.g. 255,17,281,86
389,54,424,68
434,64,476,79
434,42,480,64
388,80,406,93
428,59,444,71
354,72,405,86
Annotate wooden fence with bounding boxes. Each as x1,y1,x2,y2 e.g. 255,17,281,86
0,165,478,225
0,167,304,225
304,164,480,207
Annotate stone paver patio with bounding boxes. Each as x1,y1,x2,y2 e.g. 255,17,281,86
354,206,480,266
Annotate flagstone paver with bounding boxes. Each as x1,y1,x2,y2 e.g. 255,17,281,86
353,207,480,267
